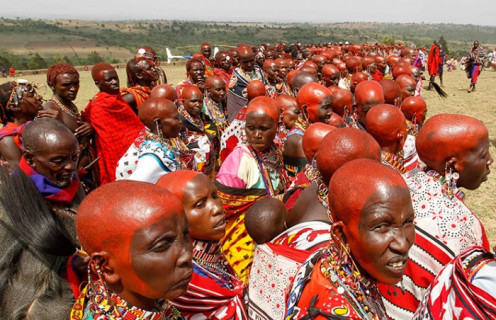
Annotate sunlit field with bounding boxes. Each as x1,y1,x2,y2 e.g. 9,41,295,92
4,63,496,245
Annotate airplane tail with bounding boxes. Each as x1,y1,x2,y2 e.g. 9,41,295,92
166,48,173,64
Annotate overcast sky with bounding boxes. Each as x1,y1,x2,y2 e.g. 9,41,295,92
4,0,496,26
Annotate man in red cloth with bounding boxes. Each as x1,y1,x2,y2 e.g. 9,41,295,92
82,63,144,185
427,40,441,90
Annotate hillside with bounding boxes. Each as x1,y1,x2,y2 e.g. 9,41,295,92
1,18,495,69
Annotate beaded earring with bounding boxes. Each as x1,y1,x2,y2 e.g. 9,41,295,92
155,119,164,140
87,259,111,303
411,113,419,135
444,163,459,199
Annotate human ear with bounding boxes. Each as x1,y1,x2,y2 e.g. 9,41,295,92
24,152,35,167
91,252,121,285
445,157,458,174
331,221,346,243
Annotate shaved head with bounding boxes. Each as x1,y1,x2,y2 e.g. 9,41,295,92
151,84,177,102
329,159,408,224
416,114,488,172
77,180,184,255
138,97,177,129
316,127,381,183
302,122,337,161
23,118,76,154
365,104,406,153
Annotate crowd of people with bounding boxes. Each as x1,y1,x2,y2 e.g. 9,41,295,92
0,40,494,320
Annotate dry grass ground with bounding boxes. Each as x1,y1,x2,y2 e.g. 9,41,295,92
4,63,496,244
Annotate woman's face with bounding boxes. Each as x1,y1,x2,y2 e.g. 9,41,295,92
342,186,415,285
281,105,301,130
455,134,493,190
116,210,193,309
245,111,277,152
182,174,226,241
183,91,203,118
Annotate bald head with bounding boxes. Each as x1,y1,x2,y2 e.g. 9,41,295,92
355,80,385,125
138,97,177,130
331,88,352,117
77,180,184,255
151,84,177,102
329,159,408,225
302,122,337,161
365,104,406,153
156,169,201,201
316,127,381,183
23,118,77,154
291,72,318,94
416,114,488,173
401,96,427,125
247,80,267,100
182,85,203,101
245,197,287,244
379,79,402,106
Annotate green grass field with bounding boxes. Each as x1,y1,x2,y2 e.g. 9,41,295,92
3,63,496,244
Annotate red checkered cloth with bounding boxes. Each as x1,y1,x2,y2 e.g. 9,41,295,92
82,92,144,185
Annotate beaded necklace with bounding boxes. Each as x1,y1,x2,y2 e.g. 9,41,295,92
178,105,205,132
320,240,386,320
237,67,264,82
203,97,228,132
192,240,235,289
247,145,287,196
71,282,183,320
49,97,81,121
303,160,332,219
146,131,193,169
381,151,407,174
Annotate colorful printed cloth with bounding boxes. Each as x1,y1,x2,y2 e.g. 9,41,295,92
226,65,266,122
120,85,152,110
413,246,496,320
215,181,266,284
248,222,331,320
18,156,80,203
0,121,27,150
115,128,189,183
178,106,215,175
379,168,490,320
83,92,144,185
171,240,247,319
202,97,229,139
220,106,247,162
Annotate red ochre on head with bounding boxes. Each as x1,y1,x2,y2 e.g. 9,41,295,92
316,127,381,184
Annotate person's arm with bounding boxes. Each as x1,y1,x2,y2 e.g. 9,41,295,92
121,93,138,114
0,137,22,167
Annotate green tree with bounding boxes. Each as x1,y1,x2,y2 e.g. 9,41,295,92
87,51,104,64
32,52,47,68
381,35,396,45
439,35,449,54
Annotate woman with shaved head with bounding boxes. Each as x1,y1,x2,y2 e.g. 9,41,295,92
71,180,192,319
380,114,493,320
286,159,415,319
115,97,191,182
157,171,246,319
216,96,288,283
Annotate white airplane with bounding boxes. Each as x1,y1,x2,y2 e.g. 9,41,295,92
165,48,192,64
